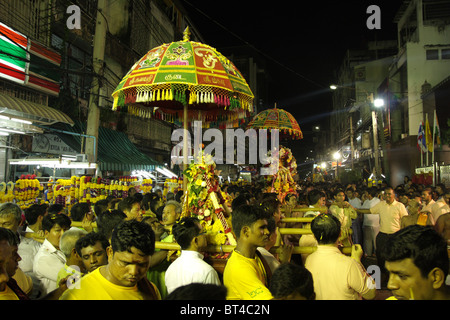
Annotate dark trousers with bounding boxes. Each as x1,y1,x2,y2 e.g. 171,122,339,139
351,216,363,245
375,231,391,273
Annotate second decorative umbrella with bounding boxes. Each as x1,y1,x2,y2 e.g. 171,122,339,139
246,105,303,140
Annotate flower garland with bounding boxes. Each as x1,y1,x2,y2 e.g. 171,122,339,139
183,153,216,221
162,178,181,200
0,181,15,204
183,153,236,249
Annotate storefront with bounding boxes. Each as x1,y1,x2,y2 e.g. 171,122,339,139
0,92,75,181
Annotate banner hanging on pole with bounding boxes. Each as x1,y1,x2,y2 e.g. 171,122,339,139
417,121,427,153
425,116,433,153
433,110,442,150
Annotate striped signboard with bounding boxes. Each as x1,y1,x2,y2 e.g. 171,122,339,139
0,22,61,95
0,22,27,84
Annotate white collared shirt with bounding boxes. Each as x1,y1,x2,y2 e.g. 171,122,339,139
256,247,280,274
33,239,66,294
422,199,436,215
304,205,321,217
165,250,221,294
431,198,448,224
18,226,42,274
348,197,362,209
369,199,408,234
362,197,381,227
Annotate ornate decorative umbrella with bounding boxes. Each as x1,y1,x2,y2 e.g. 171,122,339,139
112,27,253,122
111,27,254,191
246,105,303,140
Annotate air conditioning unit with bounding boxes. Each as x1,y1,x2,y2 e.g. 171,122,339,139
75,154,88,175
76,154,87,162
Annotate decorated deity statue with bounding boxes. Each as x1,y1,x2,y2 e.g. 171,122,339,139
264,145,298,203
182,152,236,249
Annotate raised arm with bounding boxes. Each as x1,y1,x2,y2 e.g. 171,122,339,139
357,208,372,215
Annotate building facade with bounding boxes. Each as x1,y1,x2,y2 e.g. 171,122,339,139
388,0,450,186
0,0,209,180
329,0,450,186
329,41,397,182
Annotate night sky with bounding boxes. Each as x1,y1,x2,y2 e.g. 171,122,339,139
180,0,403,165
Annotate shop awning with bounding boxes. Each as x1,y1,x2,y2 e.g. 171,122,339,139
47,121,163,172
0,92,73,126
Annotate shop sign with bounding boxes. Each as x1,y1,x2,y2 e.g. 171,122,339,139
32,134,77,155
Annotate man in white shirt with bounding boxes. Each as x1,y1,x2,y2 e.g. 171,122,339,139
361,188,380,257
358,187,408,279
430,186,449,224
33,213,71,294
165,217,221,294
21,204,47,298
421,187,435,217
299,190,326,264
21,204,46,274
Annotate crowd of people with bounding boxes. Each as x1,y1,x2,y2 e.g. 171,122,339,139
0,176,449,300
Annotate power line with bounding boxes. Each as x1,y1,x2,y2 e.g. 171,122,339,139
181,0,326,89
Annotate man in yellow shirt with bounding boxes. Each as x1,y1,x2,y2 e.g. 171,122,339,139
223,204,273,300
60,220,160,300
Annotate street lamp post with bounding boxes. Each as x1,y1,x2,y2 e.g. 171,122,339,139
372,96,385,181
371,107,380,180
333,151,341,181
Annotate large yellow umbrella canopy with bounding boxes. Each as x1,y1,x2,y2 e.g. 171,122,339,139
112,28,254,119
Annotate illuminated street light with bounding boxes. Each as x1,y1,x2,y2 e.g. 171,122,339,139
374,98,384,108
333,151,341,160
329,84,390,179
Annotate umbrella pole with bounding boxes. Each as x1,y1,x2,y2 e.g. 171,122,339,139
183,104,188,192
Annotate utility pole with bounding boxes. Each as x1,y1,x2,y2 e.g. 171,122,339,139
349,114,354,170
86,0,107,163
378,110,390,182
370,93,381,181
